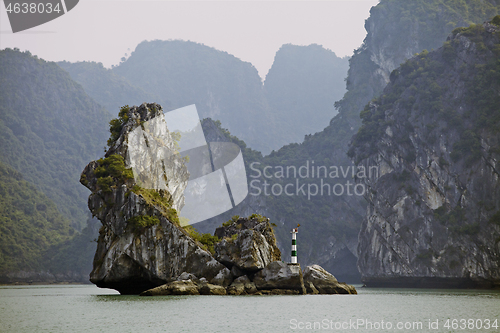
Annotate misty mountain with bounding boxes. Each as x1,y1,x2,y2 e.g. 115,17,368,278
112,40,276,153
0,48,111,230
58,60,156,116
61,41,350,154
264,44,348,146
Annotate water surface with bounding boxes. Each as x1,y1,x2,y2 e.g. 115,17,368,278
0,284,499,332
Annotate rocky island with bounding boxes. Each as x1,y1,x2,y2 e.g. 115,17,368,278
81,102,356,295
349,18,500,288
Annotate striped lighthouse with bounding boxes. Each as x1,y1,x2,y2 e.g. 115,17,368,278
291,224,300,263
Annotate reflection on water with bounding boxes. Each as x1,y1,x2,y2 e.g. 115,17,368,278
0,284,499,333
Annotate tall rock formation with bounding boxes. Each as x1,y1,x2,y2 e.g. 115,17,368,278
263,44,348,146
81,103,230,294
82,103,357,295
349,18,500,288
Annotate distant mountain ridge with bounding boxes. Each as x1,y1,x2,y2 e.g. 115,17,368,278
196,0,500,283
61,40,349,154
264,44,348,146
112,39,274,153
57,61,156,117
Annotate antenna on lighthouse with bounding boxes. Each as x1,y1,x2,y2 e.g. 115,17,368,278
291,224,300,264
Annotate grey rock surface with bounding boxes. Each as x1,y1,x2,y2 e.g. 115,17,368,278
82,103,229,294
199,283,227,295
350,23,500,288
227,281,246,295
140,280,200,296
214,216,281,273
303,265,356,294
209,267,233,287
253,261,305,294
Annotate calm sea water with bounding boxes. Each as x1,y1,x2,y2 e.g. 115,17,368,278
0,284,499,333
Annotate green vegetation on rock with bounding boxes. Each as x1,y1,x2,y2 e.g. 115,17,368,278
128,215,160,230
96,154,131,178
182,225,220,255
248,213,268,223
107,105,130,147
130,185,179,225
222,215,240,227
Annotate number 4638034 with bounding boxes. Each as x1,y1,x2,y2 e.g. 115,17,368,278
5,2,62,14
444,319,498,330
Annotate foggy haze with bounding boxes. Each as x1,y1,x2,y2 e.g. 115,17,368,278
0,0,379,78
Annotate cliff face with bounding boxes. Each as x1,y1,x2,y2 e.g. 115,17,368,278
359,0,500,90
350,20,500,288
81,103,230,294
194,1,500,283
263,44,348,147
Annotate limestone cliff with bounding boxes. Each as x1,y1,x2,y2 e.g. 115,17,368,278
81,103,230,294
349,19,500,288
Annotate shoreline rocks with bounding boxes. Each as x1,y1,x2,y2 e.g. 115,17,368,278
303,265,357,294
253,262,306,294
139,262,357,296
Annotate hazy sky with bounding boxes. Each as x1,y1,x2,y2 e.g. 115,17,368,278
0,0,379,78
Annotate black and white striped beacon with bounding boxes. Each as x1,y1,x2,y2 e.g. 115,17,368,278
291,224,300,264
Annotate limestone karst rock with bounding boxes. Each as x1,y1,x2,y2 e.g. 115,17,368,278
214,216,282,273
81,103,228,294
303,264,357,294
349,20,500,288
82,103,357,295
